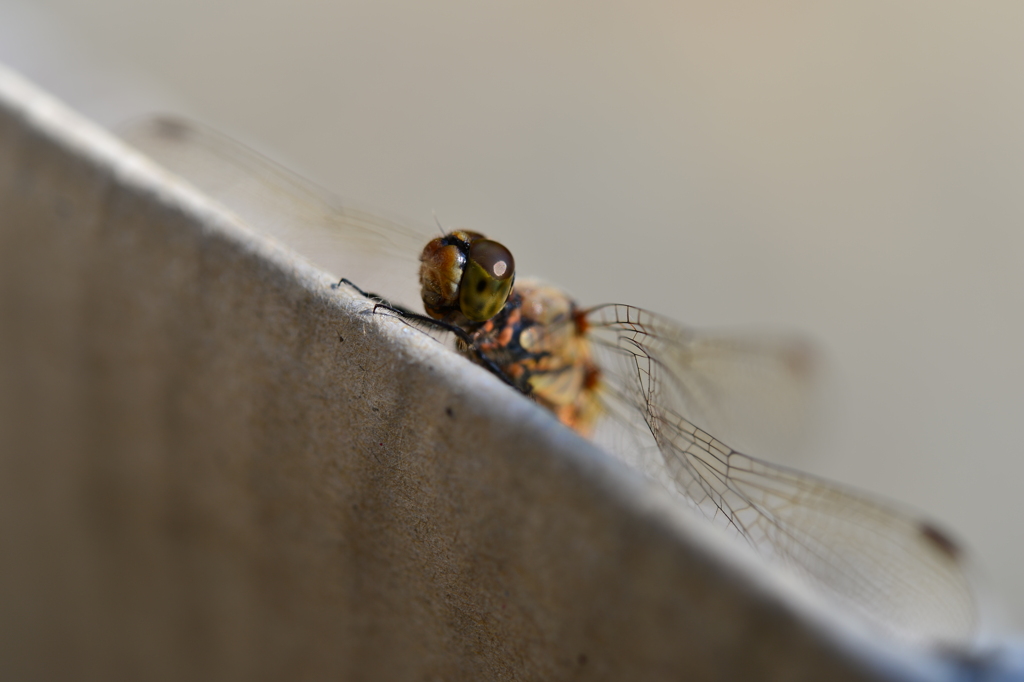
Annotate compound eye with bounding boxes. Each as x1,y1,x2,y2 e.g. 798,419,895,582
459,239,516,322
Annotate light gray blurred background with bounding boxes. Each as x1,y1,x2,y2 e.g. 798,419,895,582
2,1,1021,633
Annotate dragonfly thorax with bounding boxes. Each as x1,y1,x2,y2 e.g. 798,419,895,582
466,279,603,436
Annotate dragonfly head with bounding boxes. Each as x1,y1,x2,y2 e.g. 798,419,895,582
419,231,515,326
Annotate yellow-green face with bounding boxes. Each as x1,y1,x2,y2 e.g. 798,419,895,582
458,239,515,322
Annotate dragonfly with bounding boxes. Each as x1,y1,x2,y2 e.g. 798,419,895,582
120,117,978,648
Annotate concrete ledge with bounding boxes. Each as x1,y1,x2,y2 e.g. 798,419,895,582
0,64,987,681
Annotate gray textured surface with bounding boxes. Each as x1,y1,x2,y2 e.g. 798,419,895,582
0,65,980,681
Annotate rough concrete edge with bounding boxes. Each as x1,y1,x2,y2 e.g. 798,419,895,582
0,62,988,682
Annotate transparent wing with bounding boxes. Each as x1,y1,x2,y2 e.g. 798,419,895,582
119,116,430,307
600,307,818,462
584,303,976,646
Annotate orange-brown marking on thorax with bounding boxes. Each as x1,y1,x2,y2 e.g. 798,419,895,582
462,279,604,436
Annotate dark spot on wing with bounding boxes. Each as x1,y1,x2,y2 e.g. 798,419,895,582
153,117,190,140
919,521,962,561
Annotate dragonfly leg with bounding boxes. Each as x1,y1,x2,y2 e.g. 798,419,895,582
335,280,521,392
335,278,419,317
